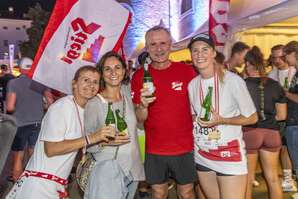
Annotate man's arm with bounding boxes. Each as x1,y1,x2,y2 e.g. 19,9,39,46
285,91,298,103
6,92,16,113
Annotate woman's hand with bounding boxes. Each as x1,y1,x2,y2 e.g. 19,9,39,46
104,133,130,146
89,126,116,144
197,108,224,128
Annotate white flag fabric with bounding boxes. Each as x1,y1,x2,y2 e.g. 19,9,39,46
209,0,230,52
29,0,131,94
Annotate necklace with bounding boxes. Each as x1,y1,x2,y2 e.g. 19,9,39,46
72,97,86,154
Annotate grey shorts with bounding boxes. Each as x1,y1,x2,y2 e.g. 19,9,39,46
11,123,41,151
144,152,197,185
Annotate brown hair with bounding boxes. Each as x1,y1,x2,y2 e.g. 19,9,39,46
231,42,250,56
73,65,99,81
245,46,267,82
284,41,298,59
96,51,129,89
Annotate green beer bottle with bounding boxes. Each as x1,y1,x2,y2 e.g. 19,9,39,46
105,102,116,128
284,77,289,89
200,86,213,121
115,109,128,136
143,58,154,98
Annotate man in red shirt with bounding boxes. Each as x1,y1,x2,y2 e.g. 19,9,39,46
131,26,197,199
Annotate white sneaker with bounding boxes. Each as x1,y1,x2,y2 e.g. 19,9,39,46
282,179,298,192
252,180,260,187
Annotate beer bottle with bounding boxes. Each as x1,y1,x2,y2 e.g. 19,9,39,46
115,109,128,136
284,77,289,89
200,86,213,121
105,102,116,128
143,58,154,98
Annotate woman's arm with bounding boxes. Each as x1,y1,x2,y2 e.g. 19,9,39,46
275,103,287,121
285,91,298,103
197,112,258,127
44,126,116,157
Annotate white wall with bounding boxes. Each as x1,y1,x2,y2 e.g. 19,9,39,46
0,18,31,60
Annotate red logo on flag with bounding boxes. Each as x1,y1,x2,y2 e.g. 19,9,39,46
61,17,101,64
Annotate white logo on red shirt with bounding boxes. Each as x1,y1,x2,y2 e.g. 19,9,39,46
171,81,183,91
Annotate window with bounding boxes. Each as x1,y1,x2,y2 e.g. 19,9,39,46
3,26,8,30
16,27,21,30
22,25,26,29
4,40,8,47
181,0,192,15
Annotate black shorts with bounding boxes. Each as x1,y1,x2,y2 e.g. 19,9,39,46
144,152,197,185
195,163,232,176
11,123,41,151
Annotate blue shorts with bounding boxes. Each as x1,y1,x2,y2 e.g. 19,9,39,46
11,123,41,151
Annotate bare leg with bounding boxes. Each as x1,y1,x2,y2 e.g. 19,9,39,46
245,153,258,199
197,171,220,199
195,183,206,199
12,151,24,181
177,183,195,199
151,182,168,199
218,174,247,199
259,149,283,199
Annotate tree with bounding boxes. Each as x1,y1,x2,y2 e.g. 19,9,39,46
19,3,50,59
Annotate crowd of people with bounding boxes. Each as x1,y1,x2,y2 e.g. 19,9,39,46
1,25,298,199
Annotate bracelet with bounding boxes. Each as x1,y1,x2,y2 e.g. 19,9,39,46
85,135,91,145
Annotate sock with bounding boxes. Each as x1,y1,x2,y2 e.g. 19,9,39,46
283,169,293,180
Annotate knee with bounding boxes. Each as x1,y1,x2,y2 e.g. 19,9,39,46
152,189,168,199
178,185,195,199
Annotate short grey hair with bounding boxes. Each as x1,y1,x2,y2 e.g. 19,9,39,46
145,26,172,42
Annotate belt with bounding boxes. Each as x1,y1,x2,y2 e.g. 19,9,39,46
21,170,68,185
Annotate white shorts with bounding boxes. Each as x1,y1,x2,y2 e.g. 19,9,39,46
6,175,66,199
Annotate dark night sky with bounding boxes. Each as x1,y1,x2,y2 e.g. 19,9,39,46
0,0,55,18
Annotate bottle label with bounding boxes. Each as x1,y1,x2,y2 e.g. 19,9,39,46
143,82,154,95
200,107,207,119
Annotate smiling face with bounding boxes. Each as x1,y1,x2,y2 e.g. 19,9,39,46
102,56,126,88
145,29,171,66
190,40,216,72
73,69,100,104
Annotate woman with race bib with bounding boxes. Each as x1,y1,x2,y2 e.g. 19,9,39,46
187,34,258,199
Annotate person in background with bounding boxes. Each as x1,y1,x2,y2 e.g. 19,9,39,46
283,41,298,199
188,33,257,199
0,64,14,113
6,65,116,198
269,44,296,85
131,26,197,199
243,46,286,199
268,44,297,192
84,51,144,199
224,41,250,77
6,57,49,182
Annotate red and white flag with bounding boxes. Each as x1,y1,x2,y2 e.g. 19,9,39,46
29,0,131,94
209,0,230,52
